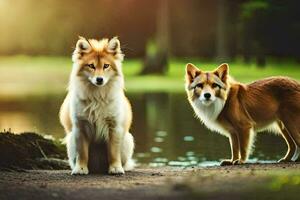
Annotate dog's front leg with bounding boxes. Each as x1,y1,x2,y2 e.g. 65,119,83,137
68,125,89,175
108,127,124,175
220,133,240,166
238,128,255,164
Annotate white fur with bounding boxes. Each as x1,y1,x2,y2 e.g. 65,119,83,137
191,97,259,161
191,97,229,136
255,122,282,134
292,146,300,161
122,132,135,171
68,62,126,138
245,128,256,160
66,61,134,174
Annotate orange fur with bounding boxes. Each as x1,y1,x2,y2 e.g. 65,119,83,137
59,36,134,175
185,63,300,165
59,94,72,133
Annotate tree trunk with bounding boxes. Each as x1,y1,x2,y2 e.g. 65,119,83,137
216,0,229,63
141,0,169,75
256,55,266,67
254,42,266,68
242,28,252,64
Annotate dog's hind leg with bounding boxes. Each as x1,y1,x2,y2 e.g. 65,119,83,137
287,124,300,161
278,98,300,161
293,146,300,162
121,132,135,171
277,121,298,162
280,113,300,160
59,94,72,133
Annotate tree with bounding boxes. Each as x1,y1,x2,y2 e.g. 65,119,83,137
239,0,269,67
140,0,170,75
239,0,300,66
216,0,230,62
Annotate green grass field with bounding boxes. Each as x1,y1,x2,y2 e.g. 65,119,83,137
0,55,299,97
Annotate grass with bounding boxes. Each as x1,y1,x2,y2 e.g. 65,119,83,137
0,55,299,97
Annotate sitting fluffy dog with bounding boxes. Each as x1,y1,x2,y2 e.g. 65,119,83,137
59,36,134,175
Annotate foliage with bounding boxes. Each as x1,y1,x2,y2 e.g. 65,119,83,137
240,0,269,19
239,0,300,58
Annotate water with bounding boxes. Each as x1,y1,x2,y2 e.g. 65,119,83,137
0,93,287,166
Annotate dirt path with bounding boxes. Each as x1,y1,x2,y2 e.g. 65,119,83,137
1,163,300,200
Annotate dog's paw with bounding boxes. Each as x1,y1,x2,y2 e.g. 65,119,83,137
109,165,125,175
232,159,244,165
71,165,89,175
220,159,233,166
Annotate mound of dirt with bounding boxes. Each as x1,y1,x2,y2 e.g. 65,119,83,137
0,131,68,171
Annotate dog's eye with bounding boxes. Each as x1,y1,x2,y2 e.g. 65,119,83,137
212,83,221,88
195,83,203,89
103,63,110,69
87,64,96,70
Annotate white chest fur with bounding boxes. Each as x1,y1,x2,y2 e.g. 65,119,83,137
84,96,124,140
70,80,126,141
191,98,229,137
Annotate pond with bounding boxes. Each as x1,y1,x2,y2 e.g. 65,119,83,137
0,93,287,167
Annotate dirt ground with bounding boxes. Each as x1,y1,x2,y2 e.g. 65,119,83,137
1,163,300,200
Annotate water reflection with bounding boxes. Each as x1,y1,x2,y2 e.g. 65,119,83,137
0,93,287,166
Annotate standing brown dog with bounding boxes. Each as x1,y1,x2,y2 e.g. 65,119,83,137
185,63,300,165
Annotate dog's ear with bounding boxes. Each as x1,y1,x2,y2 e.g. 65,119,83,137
214,63,229,82
108,37,121,54
186,63,201,83
75,36,92,53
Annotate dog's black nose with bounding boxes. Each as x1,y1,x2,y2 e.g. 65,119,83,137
204,93,211,100
96,77,103,85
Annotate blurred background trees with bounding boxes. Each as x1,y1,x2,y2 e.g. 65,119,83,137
0,0,299,72
141,0,170,75
239,0,300,67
